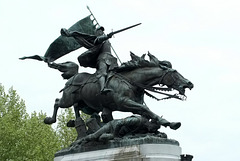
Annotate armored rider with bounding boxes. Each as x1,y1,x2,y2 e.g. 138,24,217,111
61,26,118,94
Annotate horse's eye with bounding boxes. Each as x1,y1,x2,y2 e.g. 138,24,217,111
164,73,174,85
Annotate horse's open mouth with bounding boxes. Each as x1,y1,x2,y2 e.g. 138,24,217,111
178,87,186,95
155,81,193,101
171,81,193,98
145,85,188,101
172,89,187,101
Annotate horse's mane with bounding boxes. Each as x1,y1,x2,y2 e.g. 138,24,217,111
112,51,172,72
111,52,178,101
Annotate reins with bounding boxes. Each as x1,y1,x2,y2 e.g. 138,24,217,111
114,70,183,101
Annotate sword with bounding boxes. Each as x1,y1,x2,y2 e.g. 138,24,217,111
107,23,142,38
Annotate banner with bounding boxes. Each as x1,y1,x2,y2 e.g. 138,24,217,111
20,15,96,62
44,15,96,62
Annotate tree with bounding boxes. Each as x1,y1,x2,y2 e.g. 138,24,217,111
56,108,78,148
56,109,91,148
21,111,61,160
0,84,61,161
0,84,28,160
0,84,91,160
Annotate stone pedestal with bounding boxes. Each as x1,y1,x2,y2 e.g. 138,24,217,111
54,143,181,161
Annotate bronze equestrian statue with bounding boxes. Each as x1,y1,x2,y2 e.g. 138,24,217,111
19,19,193,131
44,52,193,130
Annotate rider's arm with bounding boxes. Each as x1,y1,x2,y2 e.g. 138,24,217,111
94,35,109,45
60,28,84,37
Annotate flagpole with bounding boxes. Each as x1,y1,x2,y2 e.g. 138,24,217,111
86,6,122,64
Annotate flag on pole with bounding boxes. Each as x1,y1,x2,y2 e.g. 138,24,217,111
20,15,97,62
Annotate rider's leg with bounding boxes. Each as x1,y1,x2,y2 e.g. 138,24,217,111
99,76,106,92
97,62,112,94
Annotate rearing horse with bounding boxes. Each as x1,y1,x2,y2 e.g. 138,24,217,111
44,53,193,130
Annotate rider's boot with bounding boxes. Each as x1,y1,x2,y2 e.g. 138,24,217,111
99,76,113,94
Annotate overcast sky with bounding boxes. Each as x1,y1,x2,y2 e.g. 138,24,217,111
1,0,240,160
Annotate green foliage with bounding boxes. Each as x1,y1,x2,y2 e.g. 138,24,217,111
80,111,91,122
0,84,91,160
56,109,90,148
0,84,61,161
56,109,78,148
20,112,61,160
0,85,29,160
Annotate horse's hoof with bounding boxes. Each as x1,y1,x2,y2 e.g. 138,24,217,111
67,120,75,127
44,117,56,124
169,122,181,130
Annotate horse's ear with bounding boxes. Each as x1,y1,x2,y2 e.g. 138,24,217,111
148,51,159,65
141,54,146,60
130,51,141,61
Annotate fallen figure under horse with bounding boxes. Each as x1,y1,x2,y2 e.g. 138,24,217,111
44,52,193,131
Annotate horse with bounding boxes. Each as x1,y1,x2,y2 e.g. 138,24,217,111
44,52,193,130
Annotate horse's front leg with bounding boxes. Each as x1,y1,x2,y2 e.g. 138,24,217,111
119,98,181,130
44,98,60,124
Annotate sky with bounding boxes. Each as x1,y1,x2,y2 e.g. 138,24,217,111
1,0,240,160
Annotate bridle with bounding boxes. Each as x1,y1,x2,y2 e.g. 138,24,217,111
114,68,183,101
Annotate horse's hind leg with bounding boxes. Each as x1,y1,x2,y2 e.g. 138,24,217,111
66,103,81,127
101,107,113,123
73,103,81,118
44,88,78,125
44,98,61,124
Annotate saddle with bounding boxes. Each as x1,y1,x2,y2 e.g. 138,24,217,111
60,72,116,93
60,72,97,93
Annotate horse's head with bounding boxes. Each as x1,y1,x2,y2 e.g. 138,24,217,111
160,68,194,96
147,52,193,97
115,52,194,100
